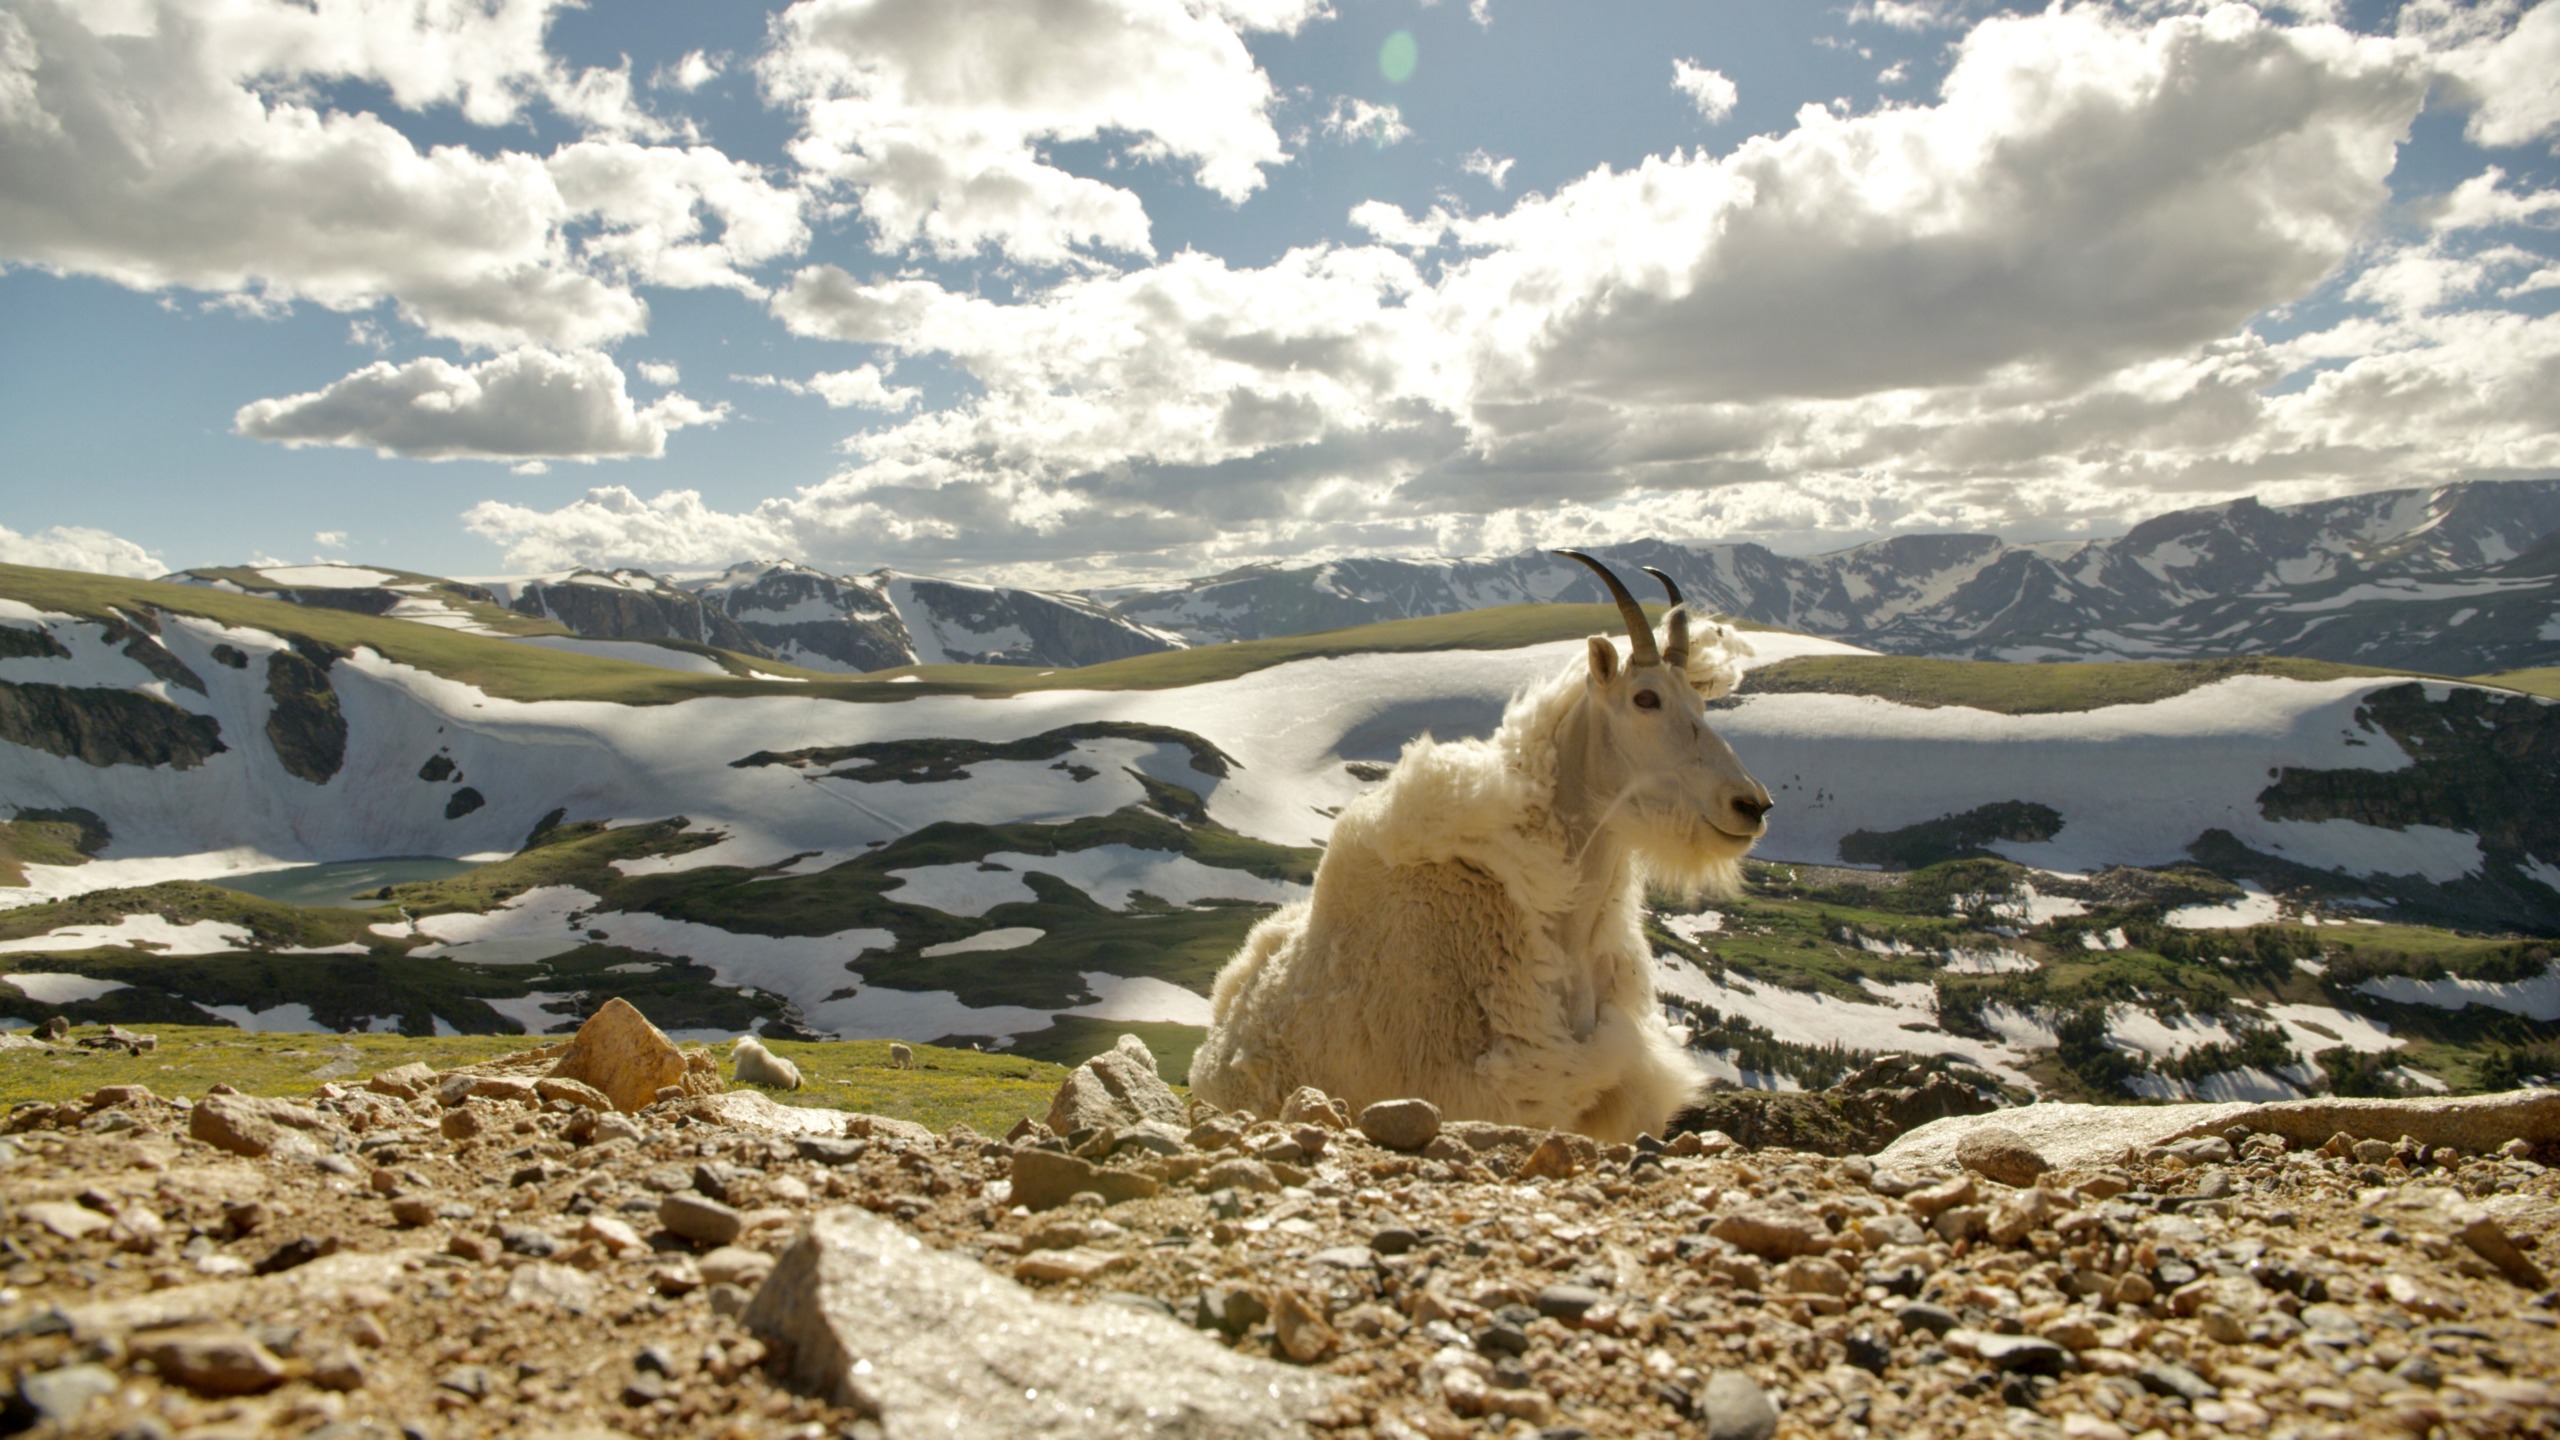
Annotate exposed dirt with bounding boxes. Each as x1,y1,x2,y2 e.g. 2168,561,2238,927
3,1064,2557,1439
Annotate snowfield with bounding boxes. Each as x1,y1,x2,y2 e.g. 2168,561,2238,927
3,593,2551,1082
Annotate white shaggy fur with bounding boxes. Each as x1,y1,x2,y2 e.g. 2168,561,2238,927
1188,621,1763,1143
731,1035,802,1091
888,1042,913,1070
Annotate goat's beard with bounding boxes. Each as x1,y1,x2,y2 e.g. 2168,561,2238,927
1624,807,1754,904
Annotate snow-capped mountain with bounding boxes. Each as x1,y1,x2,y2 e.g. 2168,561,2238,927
1112,479,2560,671
181,562,1191,674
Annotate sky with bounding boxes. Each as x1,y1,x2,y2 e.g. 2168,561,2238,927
3,0,2559,588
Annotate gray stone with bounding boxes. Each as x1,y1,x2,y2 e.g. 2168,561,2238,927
506,1261,599,1315
1895,1301,1960,1336
1007,1145,1162,1211
1955,1126,2049,1187
132,1327,287,1395
19,1362,118,1422
1881,1090,2560,1173
1707,1206,1830,1260
1534,1284,1604,1322
2137,1362,2217,1402
746,1206,1333,1437
1356,1098,1441,1152
1045,1034,1185,1136
1700,1369,1778,1440
659,1193,745,1246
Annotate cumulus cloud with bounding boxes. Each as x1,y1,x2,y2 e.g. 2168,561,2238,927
2419,0,2560,148
635,361,681,386
0,523,168,578
235,350,727,462
757,0,1316,265
1460,149,1515,190
741,366,921,410
0,1,806,350
545,141,809,295
463,5,2560,585
1671,60,1738,122
1322,97,1410,147
462,486,795,570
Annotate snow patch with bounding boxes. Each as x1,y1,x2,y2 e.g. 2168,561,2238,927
1658,911,1724,942
3,972,131,1003
2354,962,2560,1022
2165,884,2281,930
1066,971,1213,1027
0,914,252,955
204,1002,328,1033
257,566,397,588
921,927,1045,957
2252,820,2484,884
885,847,1304,917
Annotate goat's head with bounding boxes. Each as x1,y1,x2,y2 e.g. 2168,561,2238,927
1553,550,1772,890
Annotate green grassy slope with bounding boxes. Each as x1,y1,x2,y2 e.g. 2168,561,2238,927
0,1028,1081,1135
2481,667,2560,700
1742,654,2454,714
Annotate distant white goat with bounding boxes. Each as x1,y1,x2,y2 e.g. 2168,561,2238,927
1188,553,1770,1143
888,1042,913,1070
731,1035,803,1091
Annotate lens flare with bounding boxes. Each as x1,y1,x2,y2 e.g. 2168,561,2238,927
1379,30,1418,84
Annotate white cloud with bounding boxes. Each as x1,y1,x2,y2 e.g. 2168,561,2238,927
234,349,727,462
1849,1,1954,31
1322,96,1410,147
2431,167,2560,231
757,0,1315,265
1349,199,1459,252
463,486,795,570
635,361,681,386
314,530,348,548
1441,6,2425,408
545,141,809,295
465,6,2560,585
1461,149,1514,190
741,365,922,411
1671,60,1738,122
664,49,723,91
0,523,167,578
0,2,808,352
2424,0,2560,148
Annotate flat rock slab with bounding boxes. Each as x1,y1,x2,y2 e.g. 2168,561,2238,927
1879,1091,2560,1172
62,1249,423,1340
683,1091,854,1137
747,1206,1333,1438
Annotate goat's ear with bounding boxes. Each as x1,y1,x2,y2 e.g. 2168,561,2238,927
1586,635,1619,684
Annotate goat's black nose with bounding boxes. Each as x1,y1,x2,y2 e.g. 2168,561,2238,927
1732,794,1772,824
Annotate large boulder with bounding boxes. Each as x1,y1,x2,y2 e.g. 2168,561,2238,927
548,999,718,1113
745,1206,1332,1437
1881,1089,2560,1172
1045,1034,1184,1136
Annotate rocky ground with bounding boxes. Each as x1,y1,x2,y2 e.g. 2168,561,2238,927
2,1012,2557,1440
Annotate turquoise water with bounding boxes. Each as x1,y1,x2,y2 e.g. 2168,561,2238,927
207,856,479,909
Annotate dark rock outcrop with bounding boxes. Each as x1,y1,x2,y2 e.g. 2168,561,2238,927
0,680,226,769
263,645,346,785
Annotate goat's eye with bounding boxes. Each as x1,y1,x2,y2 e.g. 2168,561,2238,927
1632,690,1661,711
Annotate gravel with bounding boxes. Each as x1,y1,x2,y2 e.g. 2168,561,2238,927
1,1062,2556,1439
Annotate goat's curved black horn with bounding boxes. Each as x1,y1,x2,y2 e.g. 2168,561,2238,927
1552,549,1661,666
1641,566,1683,607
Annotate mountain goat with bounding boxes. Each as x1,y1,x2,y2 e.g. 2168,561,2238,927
731,1035,803,1091
1187,553,1771,1143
